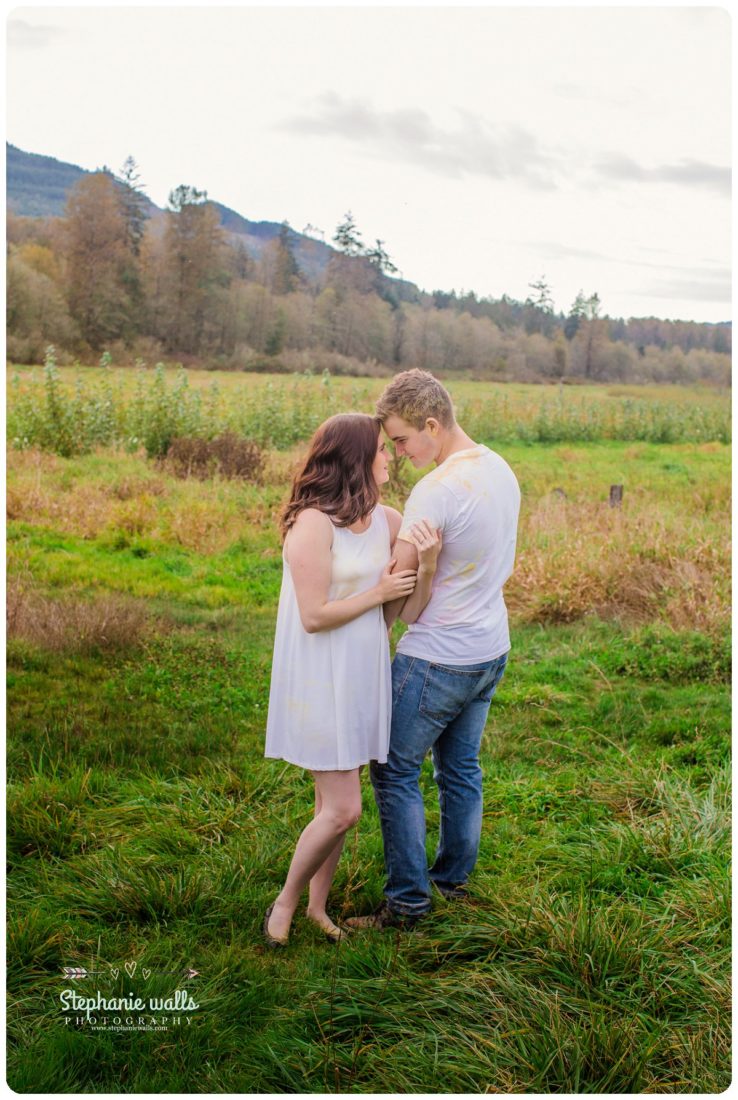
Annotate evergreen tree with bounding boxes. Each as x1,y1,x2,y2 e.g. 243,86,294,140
365,239,398,275
117,156,147,257
564,290,589,340
524,276,555,335
271,222,301,295
332,211,364,256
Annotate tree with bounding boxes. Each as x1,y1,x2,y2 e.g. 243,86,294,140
117,156,148,257
328,214,400,299
564,290,589,340
63,173,135,348
7,248,78,361
524,276,555,335
159,185,229,355
365,239,398,275
526,276,554,312
114,156,148,335
566,291,604,378
332,211,364,256
270,222,301,295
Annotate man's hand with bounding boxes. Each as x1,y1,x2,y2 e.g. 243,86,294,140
405,520,442,574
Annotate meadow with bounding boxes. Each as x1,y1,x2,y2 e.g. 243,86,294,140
6,363,731,1093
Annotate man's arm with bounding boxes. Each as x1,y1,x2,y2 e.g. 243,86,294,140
398,521,441,624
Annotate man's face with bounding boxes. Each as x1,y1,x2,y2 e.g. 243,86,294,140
383,414,438,469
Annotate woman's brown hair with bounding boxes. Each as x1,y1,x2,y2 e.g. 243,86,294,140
280,413,382,539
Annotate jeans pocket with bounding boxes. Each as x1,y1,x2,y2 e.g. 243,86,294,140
419,663,483,724
391,655,415,706
478,654,508,703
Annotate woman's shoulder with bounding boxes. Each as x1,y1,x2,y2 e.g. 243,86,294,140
381,505,403,539
292,507,333,530
286,508,334,550
291,508,335,536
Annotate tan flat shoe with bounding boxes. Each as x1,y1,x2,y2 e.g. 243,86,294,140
307,912,350,944
263,903,289,948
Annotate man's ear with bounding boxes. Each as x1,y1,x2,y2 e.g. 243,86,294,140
425,417,441,437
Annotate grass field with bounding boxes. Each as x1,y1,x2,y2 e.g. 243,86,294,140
6,367,731,1092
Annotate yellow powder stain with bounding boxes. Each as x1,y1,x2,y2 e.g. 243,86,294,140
431,451,478,481
459,562,476,575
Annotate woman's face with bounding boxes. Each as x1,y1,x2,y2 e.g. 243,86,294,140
371,435,391,486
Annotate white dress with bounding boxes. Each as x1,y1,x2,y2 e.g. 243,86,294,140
264,506,392,771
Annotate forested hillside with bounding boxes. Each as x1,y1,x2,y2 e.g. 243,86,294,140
6,153,731,384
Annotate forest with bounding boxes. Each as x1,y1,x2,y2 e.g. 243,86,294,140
6,163,731,386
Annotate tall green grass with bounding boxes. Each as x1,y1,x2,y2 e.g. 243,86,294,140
7,615,730,1092
8,352,731,456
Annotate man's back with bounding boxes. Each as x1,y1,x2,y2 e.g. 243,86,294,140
397,444,520,664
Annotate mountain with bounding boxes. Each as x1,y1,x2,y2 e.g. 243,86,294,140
5,143,414,293
7,143,89,218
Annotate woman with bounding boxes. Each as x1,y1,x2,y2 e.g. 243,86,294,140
263,412,440,945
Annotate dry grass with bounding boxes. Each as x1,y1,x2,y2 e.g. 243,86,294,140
261,446,305,487
6,447,268,552
164,499,247,555
7,577,150,653
509,495,730,632
7,445,729,632
7,481,113,540
109,475,167,500
108,495,160,536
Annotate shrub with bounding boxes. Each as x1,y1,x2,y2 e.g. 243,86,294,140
161,432,265,482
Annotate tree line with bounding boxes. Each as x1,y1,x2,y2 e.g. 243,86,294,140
6,161,731,386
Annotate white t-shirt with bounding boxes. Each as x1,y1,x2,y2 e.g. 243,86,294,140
396,444,520,664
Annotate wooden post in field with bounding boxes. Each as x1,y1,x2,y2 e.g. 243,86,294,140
609,484,623,508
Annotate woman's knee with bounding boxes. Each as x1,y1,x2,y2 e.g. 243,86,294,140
324,800,362,834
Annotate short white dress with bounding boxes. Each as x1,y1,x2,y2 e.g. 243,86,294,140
264,506,392,771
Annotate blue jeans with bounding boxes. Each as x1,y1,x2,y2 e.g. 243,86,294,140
370,651,508,917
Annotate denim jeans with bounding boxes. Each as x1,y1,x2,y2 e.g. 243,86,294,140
370,651,508,916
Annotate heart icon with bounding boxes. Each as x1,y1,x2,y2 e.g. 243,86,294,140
142,968,151,979
110,968,120,979
124,961,137,978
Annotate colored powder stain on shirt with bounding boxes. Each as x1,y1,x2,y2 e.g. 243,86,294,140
432,451,478,480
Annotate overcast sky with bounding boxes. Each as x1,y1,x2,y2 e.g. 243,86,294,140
6,4,731,323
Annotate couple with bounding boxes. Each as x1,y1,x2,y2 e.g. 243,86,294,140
263,369,520,945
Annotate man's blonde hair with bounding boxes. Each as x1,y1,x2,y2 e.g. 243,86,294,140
375,369,455,430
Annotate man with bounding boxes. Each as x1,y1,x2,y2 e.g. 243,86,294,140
347,369,520,929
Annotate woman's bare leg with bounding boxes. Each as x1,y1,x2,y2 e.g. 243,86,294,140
307,785,346,933
267,768,361,941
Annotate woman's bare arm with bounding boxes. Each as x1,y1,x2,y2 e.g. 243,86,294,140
287,509,416,634
382,506,405,629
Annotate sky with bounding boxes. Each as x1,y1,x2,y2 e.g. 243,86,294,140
6,3,732,324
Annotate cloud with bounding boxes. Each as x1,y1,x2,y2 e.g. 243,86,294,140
282,93,730,198
552,82,641,110
8,18,65,49
595,155,730,194
634,277,731,303
536,242,612,263
514,242,731,292
280,93,559,191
